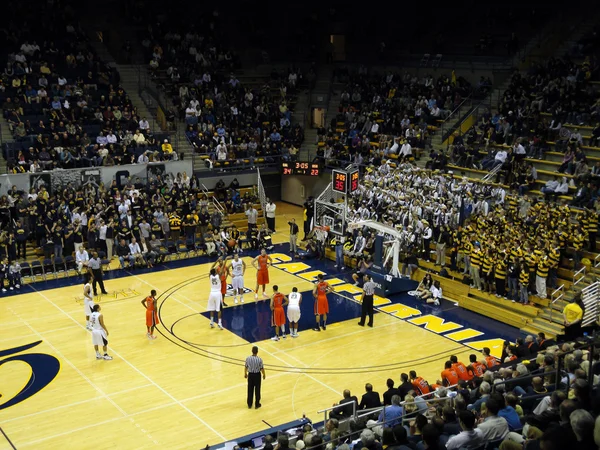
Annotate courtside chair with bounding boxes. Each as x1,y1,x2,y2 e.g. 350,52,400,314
176,239,189,259
64,255,77,276
30,260,44,281
19,261,32,283
42,258,55,280
53,256,66,278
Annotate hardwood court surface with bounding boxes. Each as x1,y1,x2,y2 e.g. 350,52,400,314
0,204,512,449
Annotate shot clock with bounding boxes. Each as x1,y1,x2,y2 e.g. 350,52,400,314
332,168,360,194
332,169,347,193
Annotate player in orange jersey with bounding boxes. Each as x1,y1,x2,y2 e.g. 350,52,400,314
450,355,473,381
467,354,487,378
141,289,159,339
439,361,459,387
483,347,498,368
270,285,289,341
409,370,431,396
252,249,272,300
313,274,333,331
211,257,230,307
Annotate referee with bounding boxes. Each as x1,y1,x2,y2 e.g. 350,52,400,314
245,346,265,409
358,274,377,327
89,252,108,296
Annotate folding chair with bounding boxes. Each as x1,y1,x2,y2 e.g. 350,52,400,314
19,261,32,283
432,53,442,67
176,240,189,259
42,258,55,280
420,53,430,66
165,240,177,260
185,238,196,256
30,260,44,281
64,255,77,276
53,256,66,278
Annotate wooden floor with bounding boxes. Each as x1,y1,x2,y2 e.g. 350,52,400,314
0,203,484,450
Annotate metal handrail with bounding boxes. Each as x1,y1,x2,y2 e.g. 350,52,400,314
482,161,503,182
200,183,225,217
549,284,565,322
317,400,357,426
573,266,586,286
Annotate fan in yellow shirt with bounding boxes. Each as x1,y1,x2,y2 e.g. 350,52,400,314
562,293,584,341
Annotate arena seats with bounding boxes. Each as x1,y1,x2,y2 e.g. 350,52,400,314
138,12,305,171
1,11,175,172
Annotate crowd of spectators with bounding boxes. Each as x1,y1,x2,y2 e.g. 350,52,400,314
341,164,597,303
446,56,600,198
140,14,305,167
0,5,178,174
313,68,487,168
290,336,600,450
0,171,262,290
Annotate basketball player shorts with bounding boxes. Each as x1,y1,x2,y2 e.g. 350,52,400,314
91,329,108,346
207,292,222,312
287,306,301,323
84,298,95,316
232,275,244,291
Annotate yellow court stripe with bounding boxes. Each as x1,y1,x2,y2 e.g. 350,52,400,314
444,329,484,342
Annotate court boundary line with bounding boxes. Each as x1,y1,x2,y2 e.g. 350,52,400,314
6,306,128,417
26,284,227,442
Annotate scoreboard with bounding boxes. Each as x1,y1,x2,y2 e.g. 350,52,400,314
332,168,359,194
281,161,321,176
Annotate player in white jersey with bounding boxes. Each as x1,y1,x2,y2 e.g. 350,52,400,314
287,287,302,337
207,268,223,329
89,304,113,360
83,273,95,330
228,253,246,304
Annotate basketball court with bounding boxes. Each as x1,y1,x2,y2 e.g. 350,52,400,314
0,236,518,450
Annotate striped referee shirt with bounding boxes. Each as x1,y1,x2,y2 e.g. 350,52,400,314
363,281,377,296
88,258,101,270
245,355,263,373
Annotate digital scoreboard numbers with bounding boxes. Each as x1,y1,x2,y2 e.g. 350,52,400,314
350,169,359,193
332,169,348,193
281,161,321,176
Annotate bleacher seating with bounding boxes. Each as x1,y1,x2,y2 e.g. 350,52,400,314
138,12,305,170
0,6,176,173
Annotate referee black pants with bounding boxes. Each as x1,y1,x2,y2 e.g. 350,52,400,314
92,269,106,295
360,294,374,326
247,373,261,407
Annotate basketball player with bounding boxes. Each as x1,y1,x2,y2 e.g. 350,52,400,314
252,248,272,300
141,289,159,339
270,285,288,341
211,257,230,307
228,253,246,304
207,268,224,329
83,273,95,330
89,304,113,360
287,287,302,337
313,274,333,331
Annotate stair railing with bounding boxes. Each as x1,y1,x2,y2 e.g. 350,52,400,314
573,266,586,286
549,284,565,322
201,183,226,217
482,161,502,182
